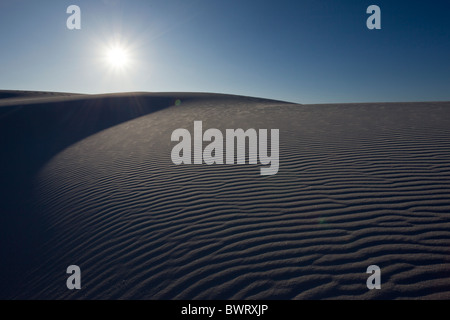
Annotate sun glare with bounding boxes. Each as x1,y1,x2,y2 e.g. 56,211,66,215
104,45,130,70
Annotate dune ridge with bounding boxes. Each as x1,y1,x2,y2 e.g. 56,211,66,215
1,92,450,299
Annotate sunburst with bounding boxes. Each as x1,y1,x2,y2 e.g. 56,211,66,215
105,45,130,70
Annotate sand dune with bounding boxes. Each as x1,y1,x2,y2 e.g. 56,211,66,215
1,91,450,299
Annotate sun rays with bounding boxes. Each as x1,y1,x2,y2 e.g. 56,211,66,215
103,43,131,72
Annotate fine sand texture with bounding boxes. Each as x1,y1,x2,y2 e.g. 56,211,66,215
1,91,450,299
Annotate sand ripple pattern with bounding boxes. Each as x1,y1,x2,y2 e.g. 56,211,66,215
17,99,450,299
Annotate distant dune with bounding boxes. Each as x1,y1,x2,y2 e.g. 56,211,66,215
0,89,82,104
1,91,450,299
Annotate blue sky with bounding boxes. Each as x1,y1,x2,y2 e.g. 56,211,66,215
0,0,449,104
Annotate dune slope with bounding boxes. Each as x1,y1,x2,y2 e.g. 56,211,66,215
1,92,450,299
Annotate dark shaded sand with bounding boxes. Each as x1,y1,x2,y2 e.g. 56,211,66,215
1,91,450,299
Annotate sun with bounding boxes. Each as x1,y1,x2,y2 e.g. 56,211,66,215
108,47,127,67
104,45,130,70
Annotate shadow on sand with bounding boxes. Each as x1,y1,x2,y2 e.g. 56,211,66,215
0,92,178,298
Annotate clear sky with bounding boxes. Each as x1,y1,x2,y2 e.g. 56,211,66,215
0,0,449,104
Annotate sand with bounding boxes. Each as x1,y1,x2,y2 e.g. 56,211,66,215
1,91,450,299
